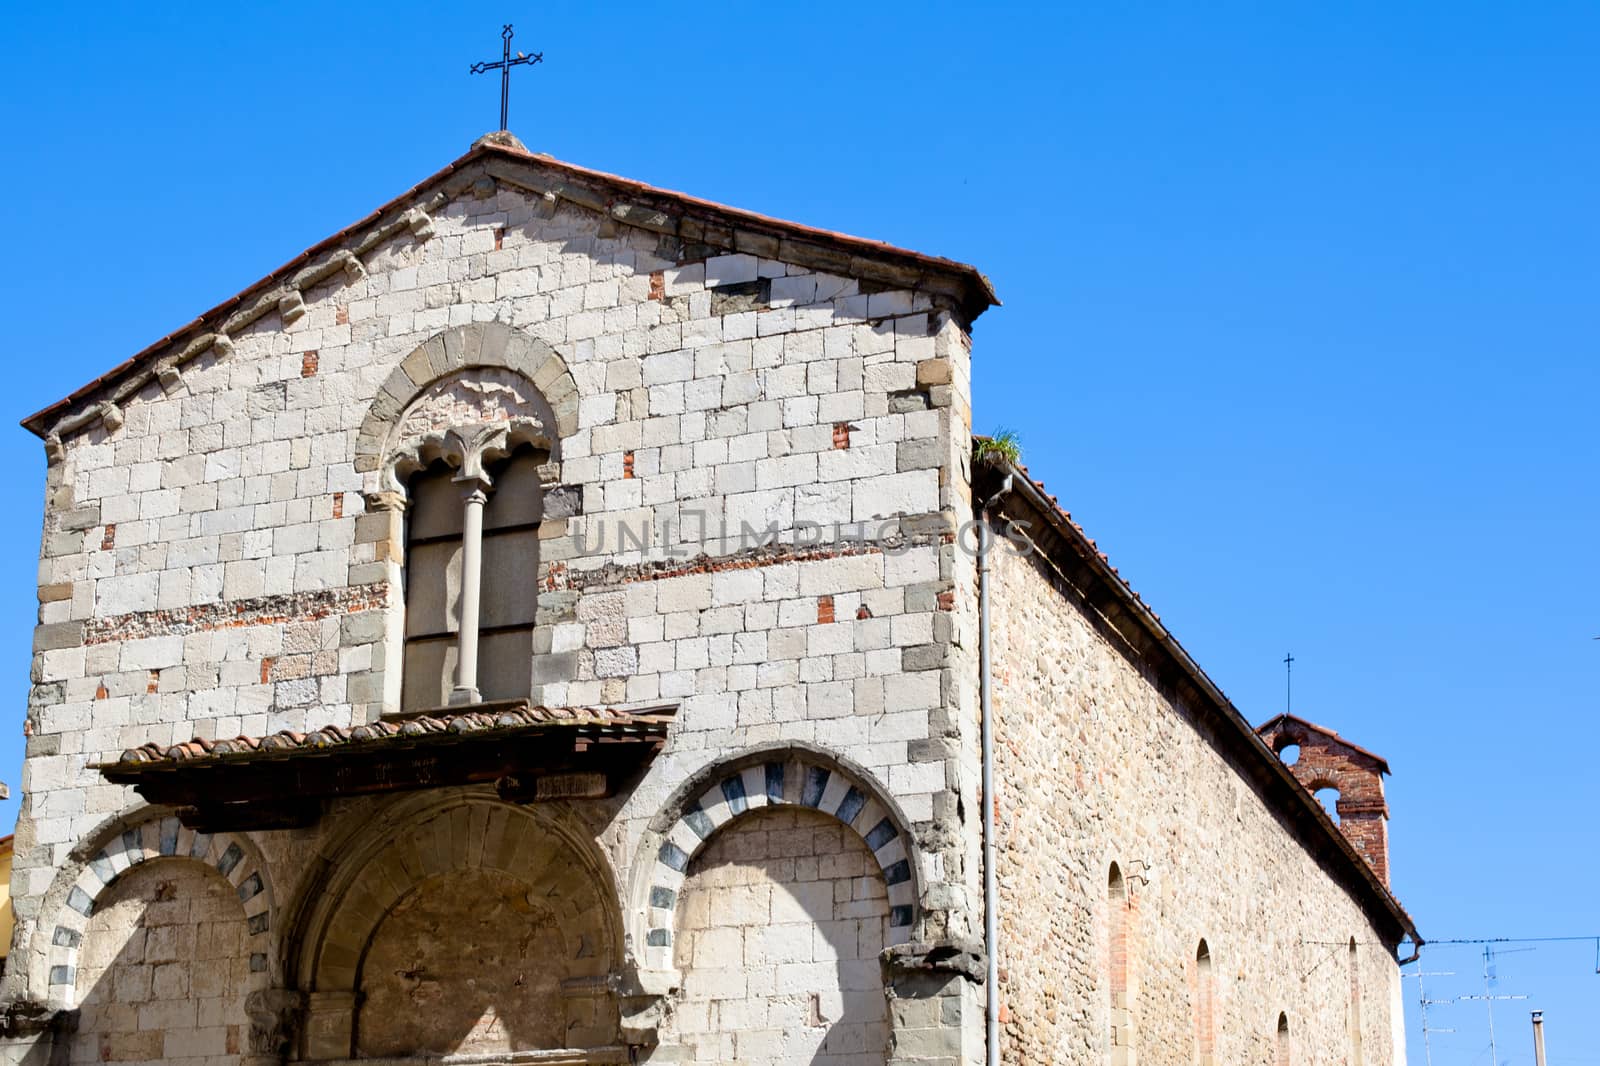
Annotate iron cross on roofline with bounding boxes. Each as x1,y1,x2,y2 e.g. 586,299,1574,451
470,24,543,131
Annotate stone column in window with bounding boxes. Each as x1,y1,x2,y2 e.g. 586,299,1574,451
443,423,513,706
451,471,491,705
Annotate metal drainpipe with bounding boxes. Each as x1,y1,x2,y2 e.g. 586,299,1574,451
979,473,1013,1066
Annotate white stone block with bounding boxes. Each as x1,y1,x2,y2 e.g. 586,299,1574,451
663,262,705,296
711,568,765,607
725,488,793,534
851,470,939,522
119,636,185,671
768,275,817,307
797,554,884,597
97,572,160,614
704,254,758,287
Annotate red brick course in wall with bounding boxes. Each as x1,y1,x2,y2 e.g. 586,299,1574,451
555,538,937,593
78,538,944,649
83,585,387,646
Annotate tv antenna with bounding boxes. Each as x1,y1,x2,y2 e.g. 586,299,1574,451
1460,945,1532,1066
1404,969,1456,1066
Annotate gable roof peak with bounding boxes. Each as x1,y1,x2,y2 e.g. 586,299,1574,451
473,129,528,152
1257,713,1391,774
24,136,996,443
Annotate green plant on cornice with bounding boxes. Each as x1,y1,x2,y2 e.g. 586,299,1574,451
974,428,1022,467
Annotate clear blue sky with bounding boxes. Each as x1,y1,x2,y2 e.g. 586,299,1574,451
2,4,1595,1061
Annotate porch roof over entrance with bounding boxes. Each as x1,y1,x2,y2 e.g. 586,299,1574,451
94,701,675,832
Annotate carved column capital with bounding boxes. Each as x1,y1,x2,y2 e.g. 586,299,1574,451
362,490,407,513
383,415,551,493
612,964,678,1048
447,423,513,483
243,987,306,1065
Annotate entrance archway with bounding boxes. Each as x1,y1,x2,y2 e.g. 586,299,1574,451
292,795,623,1060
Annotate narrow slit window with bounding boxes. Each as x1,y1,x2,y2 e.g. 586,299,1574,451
1348,938,1363,1063
1196,939,1214,1066
1109,864,1132,1066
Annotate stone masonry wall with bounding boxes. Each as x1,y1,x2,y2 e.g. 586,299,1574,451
69,858,249,1066
669,805,891,1064
7,140,1410,1066
355,867,568,1057
8,146,984,1057
986,531,1404,1066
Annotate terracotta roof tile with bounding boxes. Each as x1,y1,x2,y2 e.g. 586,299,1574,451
114,702,670,767
979,440,1418,946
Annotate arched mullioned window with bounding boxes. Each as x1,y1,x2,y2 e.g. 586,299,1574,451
1195,939,1215,1066
1348,938,1363,1063
357,326,580,719
1275,1012,1291,1066
402,444,543,710
1108,863,1133,1066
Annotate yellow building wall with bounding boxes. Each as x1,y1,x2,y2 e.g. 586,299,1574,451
0,835,14,964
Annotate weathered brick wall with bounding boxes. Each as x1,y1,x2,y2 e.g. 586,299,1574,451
1258,718,1392,886
69,858,249,1065
669,805,891,1064
986,537,1404,1066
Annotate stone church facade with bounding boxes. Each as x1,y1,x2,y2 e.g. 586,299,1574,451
0,132,1417,1065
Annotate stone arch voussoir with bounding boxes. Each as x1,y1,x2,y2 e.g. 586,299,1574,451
289,792,625,1059
635,746,920,974
299,793,622,996
37,810,276,1010
353,321,579,480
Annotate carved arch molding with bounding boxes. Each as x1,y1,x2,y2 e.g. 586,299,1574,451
29,810,293,1059
355,321,579,490
637,749,921,975
39,812,276,1009
292,796,626,1061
